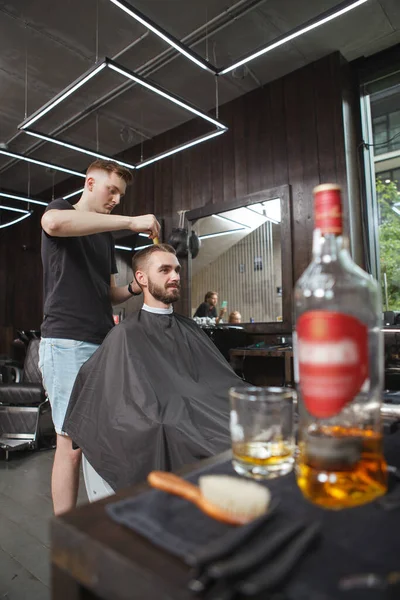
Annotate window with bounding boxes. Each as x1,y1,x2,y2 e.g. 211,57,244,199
362,82,400,311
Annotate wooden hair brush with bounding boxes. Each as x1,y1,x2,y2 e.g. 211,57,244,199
147,471,271,526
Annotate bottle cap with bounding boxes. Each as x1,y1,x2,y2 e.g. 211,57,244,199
313,183,343,234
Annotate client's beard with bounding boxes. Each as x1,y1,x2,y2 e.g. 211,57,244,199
148,278,180,304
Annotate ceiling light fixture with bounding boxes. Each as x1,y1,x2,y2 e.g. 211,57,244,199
63,188,85,200
24,130,136,170
0,205,31,229
220,0,369,75
0,148,85,178
0,191,48,207
0,214,31,229
115,244,133,251
19,63,107,130
107,0,217,74
19,58,227,172
135,130,226,169
107,60,224,130
0,204,30,214
199,228,246,240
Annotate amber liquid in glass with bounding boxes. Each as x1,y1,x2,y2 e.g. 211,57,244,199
296,426,387,509
233,440,294,466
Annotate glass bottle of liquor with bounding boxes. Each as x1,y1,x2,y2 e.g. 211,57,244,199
293,184,387,509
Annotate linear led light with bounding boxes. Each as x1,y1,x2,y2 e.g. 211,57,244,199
136,130,226,169
24,130,136,170
0,205,31,229
246,205,279,225
0,204,30,214
0,148,85,178
0,213,31,229
115,244,133,251
20,63,107,130
107,0,216,74
220,0,369,75
213,213,251,229
134,244,153,250
107,60,225,130
199,228,246,240
63,188,85,200
0,191,48,207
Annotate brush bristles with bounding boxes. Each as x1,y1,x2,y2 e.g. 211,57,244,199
199,475,271,519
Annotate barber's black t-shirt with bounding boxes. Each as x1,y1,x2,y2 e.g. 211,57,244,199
41,198,117,344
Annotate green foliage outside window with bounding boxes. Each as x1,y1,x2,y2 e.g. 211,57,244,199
377,178,400,309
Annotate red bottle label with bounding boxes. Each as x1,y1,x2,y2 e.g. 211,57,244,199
314,187,343,234
297,311,369,418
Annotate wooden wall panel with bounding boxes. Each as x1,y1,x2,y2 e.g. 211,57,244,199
0,211,44,355
0,51,355,354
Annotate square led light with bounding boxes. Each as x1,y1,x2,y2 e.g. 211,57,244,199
19,58,227,170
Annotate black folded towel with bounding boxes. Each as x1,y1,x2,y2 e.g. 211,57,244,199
106,461,318,598
106,461,277,560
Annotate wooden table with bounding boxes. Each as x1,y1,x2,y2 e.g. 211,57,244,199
51,452,230,600
52,439,400,600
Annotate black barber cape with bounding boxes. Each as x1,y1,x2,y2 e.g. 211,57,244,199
63,310,243,491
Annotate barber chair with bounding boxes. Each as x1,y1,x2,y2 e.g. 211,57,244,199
0,357,21,383
0,339,55,459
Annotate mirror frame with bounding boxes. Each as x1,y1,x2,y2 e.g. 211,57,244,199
186,184,293,334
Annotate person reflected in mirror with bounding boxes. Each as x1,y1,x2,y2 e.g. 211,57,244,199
194,291,226,324
228,311,242,324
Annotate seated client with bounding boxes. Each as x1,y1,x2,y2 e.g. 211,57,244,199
63,244,243,491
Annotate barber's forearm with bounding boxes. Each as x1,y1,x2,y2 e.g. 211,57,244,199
110,282,142,305
42,210,133,237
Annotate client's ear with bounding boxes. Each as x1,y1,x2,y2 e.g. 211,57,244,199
86,176,95,192
135,269,147,288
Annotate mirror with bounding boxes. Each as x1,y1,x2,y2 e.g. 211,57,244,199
191,199,282,323
186,185,292,332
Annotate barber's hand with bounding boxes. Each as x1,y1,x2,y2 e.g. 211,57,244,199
130,214,160,240
130,279,142,294
219,307,227,317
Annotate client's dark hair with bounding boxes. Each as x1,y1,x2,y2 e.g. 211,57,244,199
132,243,176,274
205,291,217,302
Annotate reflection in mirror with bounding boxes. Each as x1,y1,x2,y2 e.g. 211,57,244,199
191,198,282,323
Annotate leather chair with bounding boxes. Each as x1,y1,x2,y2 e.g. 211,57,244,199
0,339,55,459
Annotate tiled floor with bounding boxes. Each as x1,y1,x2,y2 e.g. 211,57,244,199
0,448,87,599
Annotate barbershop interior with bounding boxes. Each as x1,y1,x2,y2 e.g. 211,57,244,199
1,1,400,598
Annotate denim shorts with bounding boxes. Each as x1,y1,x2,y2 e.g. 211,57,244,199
38,338,99,435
